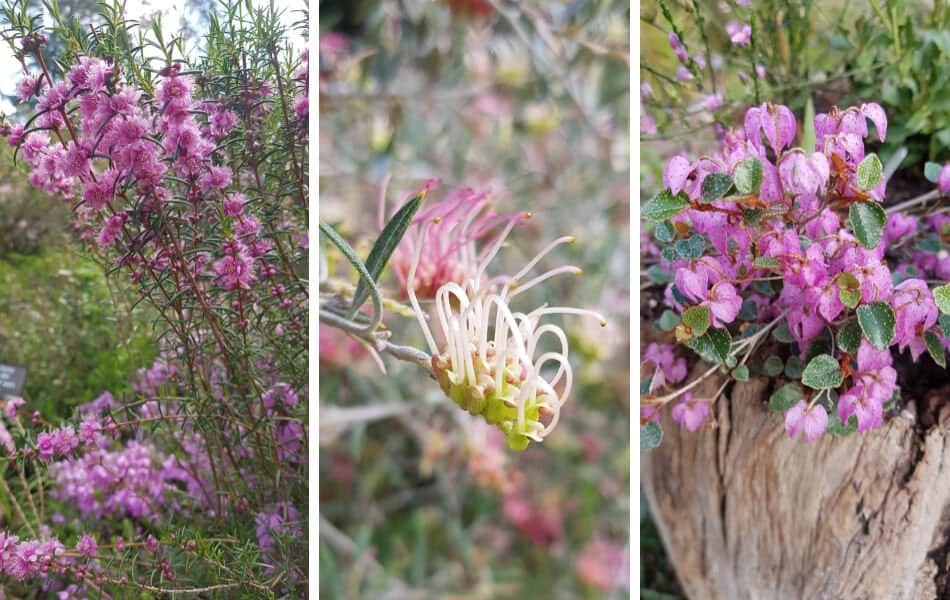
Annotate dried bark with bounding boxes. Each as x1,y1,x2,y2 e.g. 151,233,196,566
641,372,950,600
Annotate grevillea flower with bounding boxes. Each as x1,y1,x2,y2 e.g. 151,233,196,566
407,203,604,450
390,181,525,299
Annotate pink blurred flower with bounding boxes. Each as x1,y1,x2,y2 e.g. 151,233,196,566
576,538,629,591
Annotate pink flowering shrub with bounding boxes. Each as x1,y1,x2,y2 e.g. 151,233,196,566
641,101,950,448
0,1,307,595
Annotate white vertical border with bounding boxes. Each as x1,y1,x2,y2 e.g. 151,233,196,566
629,1,642,595
309,1,319,597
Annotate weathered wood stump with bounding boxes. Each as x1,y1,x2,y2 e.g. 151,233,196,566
642,373,950,599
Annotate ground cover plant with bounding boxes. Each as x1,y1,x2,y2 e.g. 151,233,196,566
640,0,949,596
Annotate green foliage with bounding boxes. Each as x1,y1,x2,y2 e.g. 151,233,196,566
0,248,155,418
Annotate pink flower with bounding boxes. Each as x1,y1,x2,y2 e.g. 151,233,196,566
96,213,126,248
211,245,256,290
390,184,524,299
5,397,24,420
744,103,797,154
891,279,938,360
197,165,232,192
576,539,629,591
784,400,827,442
641,113,657,135
675,66,693,81
939,164,950,194
668,32,688,63
51,426,79,456
671,393,710,432
36,433,55,460
643,343,687,391
778,151,829,196
727,21,751,45
702,94,723,112
75,534,97,558
704,281,742,327
663,155,692,196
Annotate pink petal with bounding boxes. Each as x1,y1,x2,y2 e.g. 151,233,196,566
784,400,807,438
861,103,887,142
663,155,692,195
802,404,828,442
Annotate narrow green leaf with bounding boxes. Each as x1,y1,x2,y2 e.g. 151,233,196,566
855,153,884,189
924,331,946,368
935,284,950,315
836,322,862,354
642,189,691,221
801,354,844,389
701,173,734,202
803,95,816,151
769,383,803,412
849,201,886,249
682,305,711,337
351,194,423,314
733,157,764,195
320,222,382,331
857,302,896,350
641,421,663,451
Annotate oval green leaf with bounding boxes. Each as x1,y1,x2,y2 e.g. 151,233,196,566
856,302,896,351
856,153,883,190
849,201,886,249
801,354,844,390
642,190,691,221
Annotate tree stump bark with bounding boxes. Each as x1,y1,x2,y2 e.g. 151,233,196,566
641,372,950,600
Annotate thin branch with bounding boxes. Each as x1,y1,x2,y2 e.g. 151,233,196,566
885,189,941,215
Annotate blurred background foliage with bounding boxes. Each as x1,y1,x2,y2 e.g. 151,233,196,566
0,141,156,421
320,0,630,598
640,0,948,597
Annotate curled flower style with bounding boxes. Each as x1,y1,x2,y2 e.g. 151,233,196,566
405,204,605,450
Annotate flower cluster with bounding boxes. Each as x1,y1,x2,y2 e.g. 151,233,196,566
400,186,605,450
641,102,949,443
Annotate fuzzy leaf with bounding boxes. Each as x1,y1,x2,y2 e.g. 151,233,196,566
857,302,896,350
701,173,734,202
849,201,886,249
731,365,750,381
769,383,803,412
762,356,784,377
682,305,711,337
836,321,862,354
657,310,680,331
935,284,950,315
641,421,663,451
733,157,764,195
924,161,942,183
924,331,946,368
654,220,676,242
642,189,691,221
855,153,883,189
685,327,731,364
801,354,844,390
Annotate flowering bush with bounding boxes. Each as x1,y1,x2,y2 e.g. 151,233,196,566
0,1,307,595
641,100,950,448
